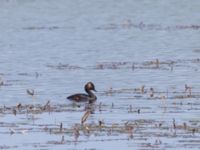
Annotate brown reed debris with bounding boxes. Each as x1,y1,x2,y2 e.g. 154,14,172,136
81,110,91,124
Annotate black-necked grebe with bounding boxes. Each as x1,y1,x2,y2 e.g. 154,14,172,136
67,82,97,102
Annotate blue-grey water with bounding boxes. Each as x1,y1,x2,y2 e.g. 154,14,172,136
0,0,200,149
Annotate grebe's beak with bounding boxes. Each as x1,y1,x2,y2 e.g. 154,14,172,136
93,88,97,92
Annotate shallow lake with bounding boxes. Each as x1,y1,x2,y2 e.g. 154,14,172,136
0,0,200,149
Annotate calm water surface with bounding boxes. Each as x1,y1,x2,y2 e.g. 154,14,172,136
0,0,200,149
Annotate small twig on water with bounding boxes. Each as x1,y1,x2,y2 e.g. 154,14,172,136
173,118,176,129
60,122,63,132
73,128,80,141
150,87,154,97
43,100,50,110
81,110,91,124
26,89,34,96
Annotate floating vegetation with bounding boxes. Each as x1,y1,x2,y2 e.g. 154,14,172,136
95,21,200,31
0,59,200,149
45,58,200,72
22,26,60,31
47,63,82,70
0,86,200,150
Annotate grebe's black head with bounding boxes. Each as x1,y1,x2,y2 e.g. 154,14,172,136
85,82,97,92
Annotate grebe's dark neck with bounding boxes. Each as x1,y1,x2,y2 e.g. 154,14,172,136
85,89,97,100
